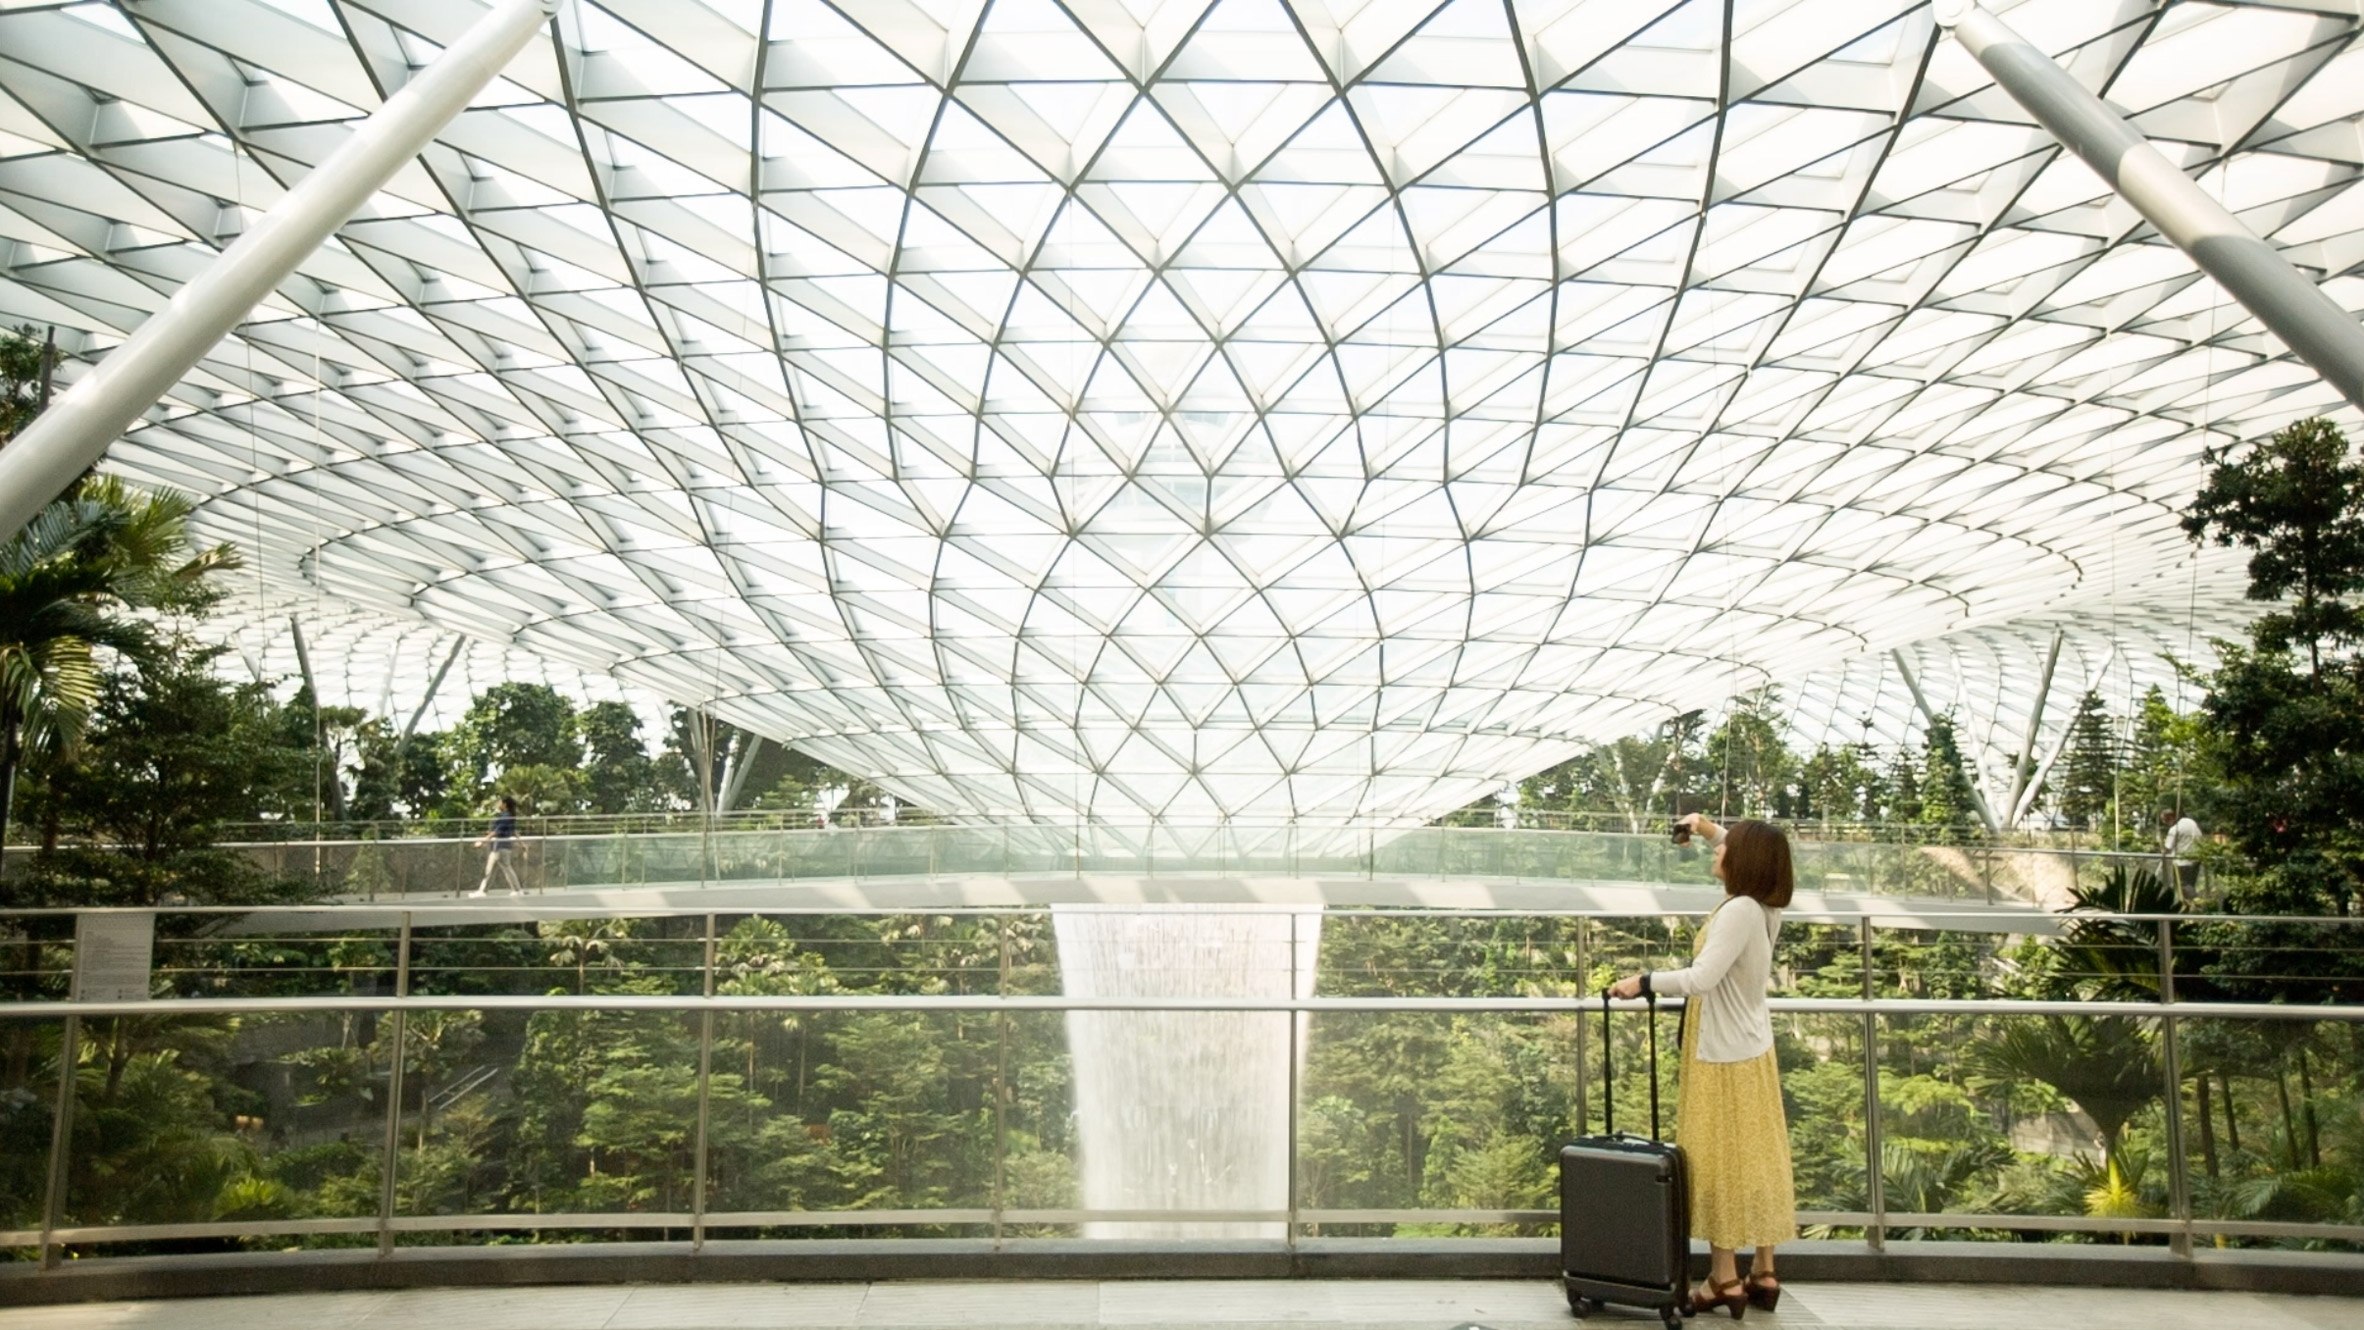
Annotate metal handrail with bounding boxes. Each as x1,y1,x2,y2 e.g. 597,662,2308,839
5,902,2353,923
5,993,2362,1020
15,919,2360,1266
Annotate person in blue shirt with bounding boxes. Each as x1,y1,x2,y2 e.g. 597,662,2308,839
469,796,523,897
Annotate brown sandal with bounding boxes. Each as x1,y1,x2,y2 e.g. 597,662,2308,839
1690,1276,1748,1321
1745,1272,1781,1312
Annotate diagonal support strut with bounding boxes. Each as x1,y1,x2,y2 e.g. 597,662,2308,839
1937,1,2364,412
0,0,563,544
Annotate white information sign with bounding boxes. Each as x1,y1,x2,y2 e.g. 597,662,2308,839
71,913,154,1003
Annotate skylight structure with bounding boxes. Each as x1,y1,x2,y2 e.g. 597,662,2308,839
3,0,2357,822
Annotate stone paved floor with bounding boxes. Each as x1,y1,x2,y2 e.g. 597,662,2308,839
2,1281,2361,1330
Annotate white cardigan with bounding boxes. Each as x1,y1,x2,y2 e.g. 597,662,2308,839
1648,893,1781,1064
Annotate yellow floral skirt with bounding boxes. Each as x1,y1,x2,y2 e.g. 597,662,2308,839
1676,1029,1798,1249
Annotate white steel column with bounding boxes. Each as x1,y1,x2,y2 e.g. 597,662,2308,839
1890,648,2002,837
0,0,562,543
1937,1,2364,412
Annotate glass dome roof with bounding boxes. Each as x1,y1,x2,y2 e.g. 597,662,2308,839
3,0,2356,821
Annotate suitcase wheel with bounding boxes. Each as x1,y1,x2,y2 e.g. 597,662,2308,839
1567,1293,1598,1319
1660,1307,1684,1329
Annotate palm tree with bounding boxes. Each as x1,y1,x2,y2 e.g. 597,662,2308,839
541,917,627,993
1968,1015,2161,1167
0,480,238,869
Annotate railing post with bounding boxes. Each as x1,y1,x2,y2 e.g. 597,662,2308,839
1573,918,1590,1138
1860,918,1885,1253
38,1013,79,1268
993,919,1012,1247
693,912,716,1251
377,912,412,1256
1286,908,1300,1250
2160,922,2193,1258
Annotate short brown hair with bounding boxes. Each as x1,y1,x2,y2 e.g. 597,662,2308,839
1721,819,1794,908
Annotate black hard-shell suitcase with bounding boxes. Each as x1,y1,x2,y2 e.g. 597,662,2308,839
1560,992,1691,1325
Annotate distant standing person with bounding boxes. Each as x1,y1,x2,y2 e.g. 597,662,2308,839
2162,809,2203,902
471,796,523,898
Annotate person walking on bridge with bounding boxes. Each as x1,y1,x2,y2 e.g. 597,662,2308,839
470,795,524,897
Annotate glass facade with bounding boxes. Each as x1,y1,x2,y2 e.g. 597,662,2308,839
1,0,2355,819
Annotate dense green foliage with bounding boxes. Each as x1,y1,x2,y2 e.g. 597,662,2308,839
2184,418,2364,916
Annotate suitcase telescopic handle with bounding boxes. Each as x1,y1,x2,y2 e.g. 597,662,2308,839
1598,990,1665,1141
1646,991,1661,1141
1599,993,1613,1136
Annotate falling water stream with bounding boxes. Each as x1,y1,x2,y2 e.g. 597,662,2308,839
1052,904,1322,1238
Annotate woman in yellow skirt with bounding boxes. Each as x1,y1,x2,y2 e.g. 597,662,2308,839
1609,814,1796,1319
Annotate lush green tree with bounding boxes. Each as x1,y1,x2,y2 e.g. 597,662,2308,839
10,640,325,909
1794,744,1878,828
2059,690,2118,832
1883,751,1921,830
274,684,365,823
1967,1016,2159,1170
2184,418,2364,914
580,701,656,814
1915,713,1982,845
1703,686,1790,818
445,683,578,806
1515,710,1702,830
0,325,49,443
34,642,304,863
2184,416,2364,670
349,720,453,821
2,479,238,858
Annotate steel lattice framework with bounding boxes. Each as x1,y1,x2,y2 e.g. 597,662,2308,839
2,0,2354,821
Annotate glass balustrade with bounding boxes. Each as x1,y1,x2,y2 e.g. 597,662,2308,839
197,821,2183,909
1,905,2356,1260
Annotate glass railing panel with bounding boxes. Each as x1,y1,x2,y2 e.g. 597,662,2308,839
996,1010,1080,1237
2197,919,2364,1007
2180,1014,2361,1252
1223,823,1297,876
1572,915,1707,997
3,918,78,1003
1071,822,1148,876
1866,927,2023,1002
0,1018,62,1249
392,1007,703,1235
60,1011,386,1240
1873,1011,2169,1238
707,829,780,884
1317,912,1588,998
700,1006,998,1235
1299,1009,1573,1237
623,833,712,888
153,916,402,1001
1004,824,1078,876
1773,922,1867,999
407,916,708,997
1776,1011,1870,1231
849,826,937,879
924,825,1008,878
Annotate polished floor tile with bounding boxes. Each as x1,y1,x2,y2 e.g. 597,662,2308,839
0,1281,2356,1329
603,1283,870,1328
